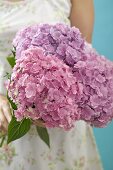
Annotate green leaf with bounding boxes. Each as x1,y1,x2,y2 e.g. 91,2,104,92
7,116,31,144
36,126,50,148
4,72,11,80
7,94,17,110
7,56,16,68
11,48,16,57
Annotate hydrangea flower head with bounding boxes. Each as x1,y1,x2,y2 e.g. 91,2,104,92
8,47,81,130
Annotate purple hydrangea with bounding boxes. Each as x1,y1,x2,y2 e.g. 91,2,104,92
74,46,113,127
13,23,85,67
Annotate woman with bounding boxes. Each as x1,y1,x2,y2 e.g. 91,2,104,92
0,0,103,169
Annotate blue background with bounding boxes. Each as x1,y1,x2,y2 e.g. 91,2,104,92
93,0,113,170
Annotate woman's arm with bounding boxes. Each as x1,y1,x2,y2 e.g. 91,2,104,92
70,0,94,43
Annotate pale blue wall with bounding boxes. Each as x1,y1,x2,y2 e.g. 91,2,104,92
93,1,113,170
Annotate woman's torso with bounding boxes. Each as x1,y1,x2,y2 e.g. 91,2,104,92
0,1,103,170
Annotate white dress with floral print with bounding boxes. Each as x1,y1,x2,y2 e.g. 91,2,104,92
0,0,103,170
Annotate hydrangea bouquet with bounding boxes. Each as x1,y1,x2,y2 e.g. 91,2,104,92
1,23,113,147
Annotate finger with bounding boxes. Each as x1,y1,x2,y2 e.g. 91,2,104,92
2,103,12,123
0,108,8,132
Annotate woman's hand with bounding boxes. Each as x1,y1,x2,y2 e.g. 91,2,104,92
0,94,12,133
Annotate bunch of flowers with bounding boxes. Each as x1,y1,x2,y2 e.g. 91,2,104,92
12,23,113,128
3,23,113,148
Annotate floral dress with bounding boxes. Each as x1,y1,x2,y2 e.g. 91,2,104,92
0,0,103,170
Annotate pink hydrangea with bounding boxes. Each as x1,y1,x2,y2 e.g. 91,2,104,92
8,47,81,130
